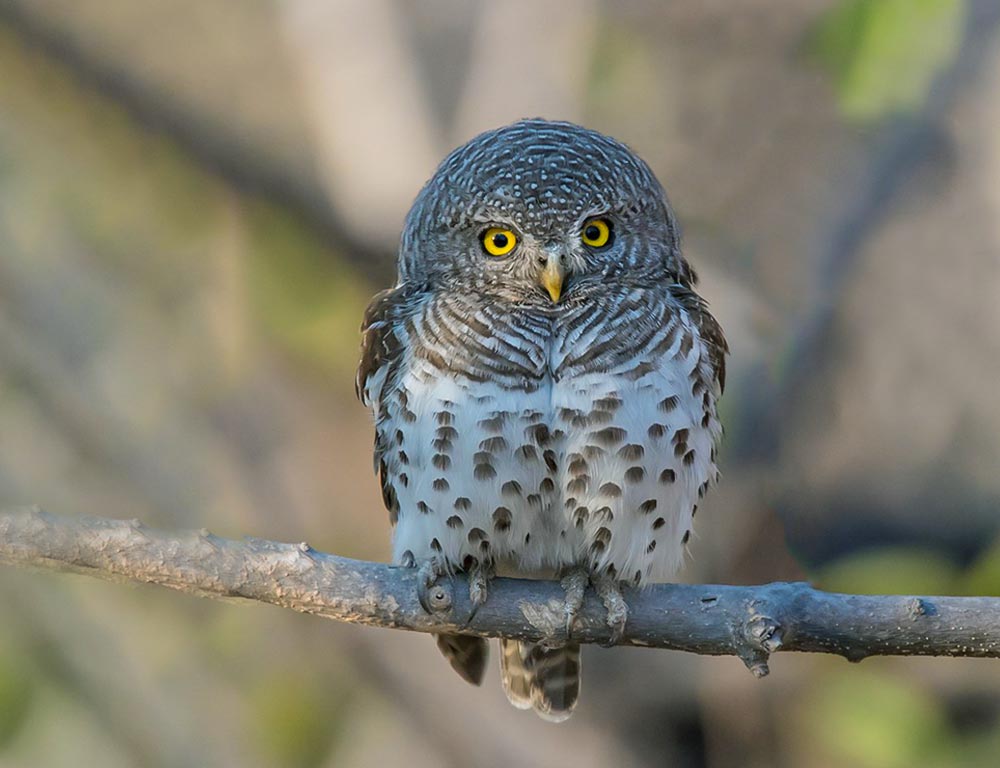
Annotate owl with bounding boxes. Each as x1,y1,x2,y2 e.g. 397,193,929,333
357,119,726,722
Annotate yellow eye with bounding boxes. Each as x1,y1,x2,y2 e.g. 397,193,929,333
581,218,613,248
482,227,517,256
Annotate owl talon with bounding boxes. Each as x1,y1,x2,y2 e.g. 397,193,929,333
466,560,493,623
416,557,452,615
560,567,590,638
594,573,628,646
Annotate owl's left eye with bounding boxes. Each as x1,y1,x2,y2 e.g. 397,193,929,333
482,227,518,256
581,218,613,249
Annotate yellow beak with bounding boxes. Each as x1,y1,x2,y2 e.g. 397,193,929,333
540,254,565,303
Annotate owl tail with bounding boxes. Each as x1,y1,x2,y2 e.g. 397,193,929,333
499,639,581,722
435,633,489,686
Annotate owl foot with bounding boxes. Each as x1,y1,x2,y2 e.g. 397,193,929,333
416,556,453,615
593,573,628,646
560,567,590,638
465,559,494,623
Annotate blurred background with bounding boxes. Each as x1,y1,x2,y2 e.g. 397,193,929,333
1,0,999,766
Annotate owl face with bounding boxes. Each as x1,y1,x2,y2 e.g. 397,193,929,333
400,120,689,305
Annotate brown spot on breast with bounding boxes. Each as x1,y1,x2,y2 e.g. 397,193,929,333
462,554,478,570
501,480,522,497
432,478,449,492
564,497,578,510
683,449,696,466
618,444,644,461
659,468,676,484
432,437,453,452
432,454,451,471
526,493,543,508
436,425,458,441
583,445,606,460
539,477,556,494
659,395,680,413
473,451,493,465
543,449,558,473
467,528,488,544
646,540,657,553
674,442,688,458
524,423,551,446
701,412,711,428
673,428,690,444
398,450,410,466
625,466,645,483
454,497,471,511
652,517,666,530
399,473,409,487
567,476,590,495
594,396,623,411
515,444,538,462
590,426,626,446
417,501,433,514
648,424,666,439
402,409,417,423
587,410,614,425
599,482,622,497
568,454,588,475
573,506,590,527
447,515,463,529
478,414,506,432
394,429,404,445
430,537,442,551
639,499,658,514
435,411,454,426
593,506,613,523
474,463,497,481
400,550,415,567
595,527,612,545
492,507,512,532
479,436,508,452
682,530,691,544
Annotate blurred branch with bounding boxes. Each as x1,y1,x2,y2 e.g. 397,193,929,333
3,507,999,677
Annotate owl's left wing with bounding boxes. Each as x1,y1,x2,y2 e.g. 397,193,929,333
670,283,728,394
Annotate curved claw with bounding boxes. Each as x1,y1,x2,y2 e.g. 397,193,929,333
416,557,452,614
464,560,492,625
594,573,629,647
560,568,589,639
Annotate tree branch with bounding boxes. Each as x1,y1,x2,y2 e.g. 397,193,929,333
2,507,998,677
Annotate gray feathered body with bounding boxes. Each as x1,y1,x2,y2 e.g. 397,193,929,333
357,120,726,721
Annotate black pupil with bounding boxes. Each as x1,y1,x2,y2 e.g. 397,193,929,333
585,224,602,241
492,232,509,249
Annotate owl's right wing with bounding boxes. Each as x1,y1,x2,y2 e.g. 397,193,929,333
355,283,423,410
356,283,424,523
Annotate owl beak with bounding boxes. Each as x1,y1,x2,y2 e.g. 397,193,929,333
540,253,565,303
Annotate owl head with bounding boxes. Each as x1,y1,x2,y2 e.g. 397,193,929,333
398,119,694,305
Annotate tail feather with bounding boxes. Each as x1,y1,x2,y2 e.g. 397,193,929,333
435,633,488,686
500,639,581,722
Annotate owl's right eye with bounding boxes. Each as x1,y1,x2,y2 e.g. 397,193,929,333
482,227,518,256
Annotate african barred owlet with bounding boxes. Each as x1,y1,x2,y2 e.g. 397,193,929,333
357,119,726,722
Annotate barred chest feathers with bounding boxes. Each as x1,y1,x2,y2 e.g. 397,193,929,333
379,286,722,586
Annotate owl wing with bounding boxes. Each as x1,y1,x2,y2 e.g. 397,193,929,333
669,282,728,394
356,283,423,523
